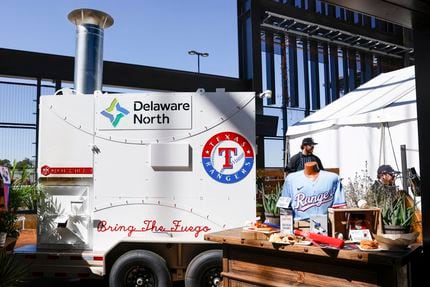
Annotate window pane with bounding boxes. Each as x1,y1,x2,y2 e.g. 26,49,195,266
264,139,284,168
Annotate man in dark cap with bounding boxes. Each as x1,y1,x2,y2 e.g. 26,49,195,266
376,164,400,186
366,164,401,208
285,137,324,173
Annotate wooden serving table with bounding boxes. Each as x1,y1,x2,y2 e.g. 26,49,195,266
204,228,422,287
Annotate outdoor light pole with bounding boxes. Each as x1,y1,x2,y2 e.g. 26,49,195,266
188,50,209,73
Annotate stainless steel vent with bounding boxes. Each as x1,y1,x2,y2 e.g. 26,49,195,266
68,9,113,94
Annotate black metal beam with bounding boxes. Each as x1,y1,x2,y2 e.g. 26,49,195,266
359,52,365,85
322,0,430,29
302,39,310,116
0,48,249,92
35,78,41,181
329,44,339,101
364,53,373,82
348,49,357,91
265,32,276,105
288,35,299,107
280,34,289,167
322,43,330,105
238,0,265,167
258,0,406,46
341,47,349,94
413,22,430,257
309,40,320,110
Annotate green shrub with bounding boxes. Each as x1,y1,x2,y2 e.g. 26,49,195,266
258,182,282,215
0,211,19,238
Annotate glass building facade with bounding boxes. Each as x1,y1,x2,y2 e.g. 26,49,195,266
237,0,413,168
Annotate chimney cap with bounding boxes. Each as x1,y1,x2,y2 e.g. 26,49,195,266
68,8,114,29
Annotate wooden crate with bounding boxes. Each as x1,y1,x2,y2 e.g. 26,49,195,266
328,208,381,239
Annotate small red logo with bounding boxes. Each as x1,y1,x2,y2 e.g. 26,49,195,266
40,165,93,176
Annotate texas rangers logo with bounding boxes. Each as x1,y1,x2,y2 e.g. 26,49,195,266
202,131,254,184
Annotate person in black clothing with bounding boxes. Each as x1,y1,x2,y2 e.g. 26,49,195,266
285,137,324,173
374,164,399,186
366,164,401,210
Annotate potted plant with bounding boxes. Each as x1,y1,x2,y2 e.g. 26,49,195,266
366,181,415,234
258,182,282,225
0,213,7,247
380,192,414,234
7,160,45,231
0,211,19,248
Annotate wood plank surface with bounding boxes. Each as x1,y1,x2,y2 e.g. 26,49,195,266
206,228,422,287
204,228,421,265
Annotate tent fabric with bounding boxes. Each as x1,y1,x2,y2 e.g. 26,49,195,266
286,66,420,183
287,66,416,136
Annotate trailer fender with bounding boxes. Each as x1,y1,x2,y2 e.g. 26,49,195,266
184,249,222,287
109,249,171,287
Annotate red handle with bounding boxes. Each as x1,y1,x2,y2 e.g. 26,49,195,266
294,229,344,249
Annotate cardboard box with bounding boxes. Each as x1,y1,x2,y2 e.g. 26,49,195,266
280,208,293,234
328,208,381,239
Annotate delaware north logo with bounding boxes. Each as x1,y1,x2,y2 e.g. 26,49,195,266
100,98,130,127
202,131,254,184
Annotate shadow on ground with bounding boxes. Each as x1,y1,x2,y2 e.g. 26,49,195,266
24,278,185,287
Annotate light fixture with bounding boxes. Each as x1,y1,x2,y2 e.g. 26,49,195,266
188,50,209,73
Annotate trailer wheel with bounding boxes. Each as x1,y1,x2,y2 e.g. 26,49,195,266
109,250,171,287
185,249,222,287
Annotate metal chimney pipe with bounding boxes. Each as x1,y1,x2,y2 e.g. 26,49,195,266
68,9,113,94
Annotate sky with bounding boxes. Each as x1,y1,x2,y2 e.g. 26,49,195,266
0,0,238,77
0,1,244,163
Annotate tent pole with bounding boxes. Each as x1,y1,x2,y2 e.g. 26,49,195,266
400,145,408,192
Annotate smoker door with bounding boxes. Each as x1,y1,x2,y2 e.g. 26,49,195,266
37,185,91,249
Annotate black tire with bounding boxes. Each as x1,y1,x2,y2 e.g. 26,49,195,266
185,249,222,287
109,250,171,287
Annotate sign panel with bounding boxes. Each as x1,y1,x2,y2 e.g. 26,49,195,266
40,165,93,176
96,94,192,130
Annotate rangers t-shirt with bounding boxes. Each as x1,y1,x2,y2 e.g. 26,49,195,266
282,170,346,221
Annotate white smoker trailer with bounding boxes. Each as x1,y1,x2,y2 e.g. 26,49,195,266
17,89,257,287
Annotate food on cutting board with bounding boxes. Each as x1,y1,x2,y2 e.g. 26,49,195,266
269,233,306,244
246,222,274,232
360,239,379,249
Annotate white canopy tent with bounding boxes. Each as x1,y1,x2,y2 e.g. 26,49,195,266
286,66,420,183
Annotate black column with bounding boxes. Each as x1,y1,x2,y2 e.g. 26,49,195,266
302,39,310,116
237,0,264,167
310,40,320,110
280,35,289,167
342,47,349,94
348,49,357,91
288,35,299,107
413,22,430,257
265,32,276,105
329,45,339,101
363,52,373,83
323,43,330,105
35,78,42,180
